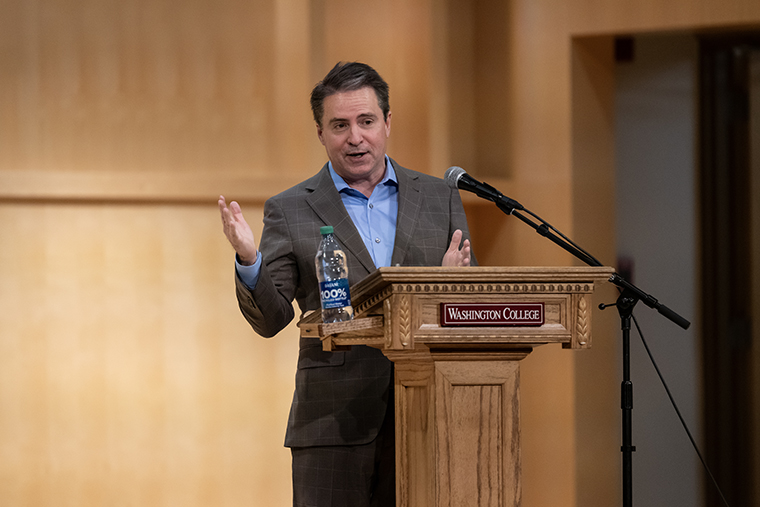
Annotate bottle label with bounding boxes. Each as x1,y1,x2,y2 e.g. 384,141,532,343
319,279,351,309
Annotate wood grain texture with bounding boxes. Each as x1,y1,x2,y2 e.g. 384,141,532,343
391,354,522,507
435,361,520,507
394,359,436,507
309,268,604,507
3,0,760,505
0,202,298,506
299,266,613,352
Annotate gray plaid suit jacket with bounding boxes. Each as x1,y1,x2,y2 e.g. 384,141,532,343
235,158,473,447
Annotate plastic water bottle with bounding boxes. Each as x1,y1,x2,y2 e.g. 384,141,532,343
315,226,354,323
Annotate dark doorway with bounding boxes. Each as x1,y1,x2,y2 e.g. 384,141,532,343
699,33,760,507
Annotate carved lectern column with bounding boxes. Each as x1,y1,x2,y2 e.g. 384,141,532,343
388,349,527,507
299,266,614,507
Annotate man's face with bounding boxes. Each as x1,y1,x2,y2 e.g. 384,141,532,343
317,87,391,187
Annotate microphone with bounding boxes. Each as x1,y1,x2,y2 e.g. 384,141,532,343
444,166,523,212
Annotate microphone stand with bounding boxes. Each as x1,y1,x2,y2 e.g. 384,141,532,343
493,197,690,507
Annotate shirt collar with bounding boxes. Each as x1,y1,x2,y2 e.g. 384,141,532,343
328,156,398,193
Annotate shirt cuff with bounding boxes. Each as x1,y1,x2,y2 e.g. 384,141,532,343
235,252,261,290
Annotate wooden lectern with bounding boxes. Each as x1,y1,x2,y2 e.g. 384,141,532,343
299,266,614,507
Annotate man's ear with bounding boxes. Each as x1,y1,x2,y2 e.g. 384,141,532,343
316,123,325,145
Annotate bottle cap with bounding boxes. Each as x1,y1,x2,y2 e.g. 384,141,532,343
320,226,334,235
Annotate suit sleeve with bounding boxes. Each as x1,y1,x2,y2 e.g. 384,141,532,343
235,197,298,338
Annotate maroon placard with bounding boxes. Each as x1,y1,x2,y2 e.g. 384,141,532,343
440,302,545,327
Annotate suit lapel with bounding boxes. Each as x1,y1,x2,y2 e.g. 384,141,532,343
306,164,377,274
390,161,422,266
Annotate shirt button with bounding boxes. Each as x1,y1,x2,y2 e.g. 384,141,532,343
368,203,374,209
375,238,381,243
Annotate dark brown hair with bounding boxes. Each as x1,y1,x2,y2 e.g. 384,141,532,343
310,62,390,127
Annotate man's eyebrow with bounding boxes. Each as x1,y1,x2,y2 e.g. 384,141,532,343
327,112,378,124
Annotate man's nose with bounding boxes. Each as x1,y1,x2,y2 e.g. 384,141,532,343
347,124,362,144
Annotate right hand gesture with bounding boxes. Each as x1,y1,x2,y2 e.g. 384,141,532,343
218,195,258,266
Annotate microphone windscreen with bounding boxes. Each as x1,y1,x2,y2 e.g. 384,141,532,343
444,166,466,189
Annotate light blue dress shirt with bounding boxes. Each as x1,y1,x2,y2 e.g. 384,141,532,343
236,157,398,290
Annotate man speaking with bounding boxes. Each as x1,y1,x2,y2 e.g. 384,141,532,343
219,61,473,507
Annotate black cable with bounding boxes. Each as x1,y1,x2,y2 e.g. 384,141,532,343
631,313,732,507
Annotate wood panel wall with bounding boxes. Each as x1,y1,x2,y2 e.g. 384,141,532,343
2,0,760,506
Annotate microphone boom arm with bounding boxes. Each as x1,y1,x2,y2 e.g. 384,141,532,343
443,164,689,329
491,192,690,330
495,200,603,268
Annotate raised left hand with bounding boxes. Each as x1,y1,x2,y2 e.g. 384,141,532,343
442,229,471,267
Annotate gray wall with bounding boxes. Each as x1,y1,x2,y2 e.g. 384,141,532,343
615,34,703,506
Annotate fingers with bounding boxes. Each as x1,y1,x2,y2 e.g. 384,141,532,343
219,195,233,224
219,195,244,230
442,230,472,267
217,195,258,264
447,229,463,253
460,239,471,266
218,195,228,218
229,200,243,216
219,196,235,234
